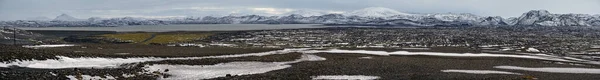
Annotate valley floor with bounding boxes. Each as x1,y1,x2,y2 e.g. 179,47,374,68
3,27,600,80
2,44,600,80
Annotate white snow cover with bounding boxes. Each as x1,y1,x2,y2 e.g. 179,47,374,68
441,69,521,75
0,48,311,69
22,44,76,48
147,62,290,80
54,14,83,21
359,57,373,59
0,56,163,69
302,49,600,64
401,47,431,50
54,14,85,21
343,7,412,17
495,66,600,74
145,54,326,80
526,48,541,52
65,75,116,80
0,29,14,34
2,48,597,70
312,75,380,80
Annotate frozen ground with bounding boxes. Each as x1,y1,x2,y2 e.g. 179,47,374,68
0,56,163,68
302,49,600,65
22,44,76,48
311,75,380,80
3,48,599,69
65,75,116,80
441,69,521,75
495,66,600,74
145,54,326,80
0,48,309,69
3,48,600,80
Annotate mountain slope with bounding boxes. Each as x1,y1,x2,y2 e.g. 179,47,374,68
53,14,83,21
514,10,600,26
2,8,600,27
343,7,413,17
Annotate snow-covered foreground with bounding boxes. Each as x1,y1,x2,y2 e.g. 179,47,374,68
312,75,380,80
65,75,116,80
0,56,163,68
302,49,600,65
441,70,521,75
2,48,599,69
145,54,326,80
22,44,76,48
0,48,310,69
3,48,600,79
495,66,600,74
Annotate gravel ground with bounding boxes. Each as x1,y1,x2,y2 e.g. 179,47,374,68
144,53,302,65
0,51,303,80
43,44,282,57
0,45,104,62
211,53,600,80
3,44,600,80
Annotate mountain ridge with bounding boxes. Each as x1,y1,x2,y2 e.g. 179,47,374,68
53,14,83,21
343,7,413,17
2,8,600,27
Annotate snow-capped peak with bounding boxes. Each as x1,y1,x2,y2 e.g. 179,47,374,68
522,10,552,17
423,13,482,21
53,14,82,21
283,10,329,17
343,7,412,17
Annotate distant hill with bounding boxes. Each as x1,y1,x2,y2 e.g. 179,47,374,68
53,14,84,21
1,7,600,27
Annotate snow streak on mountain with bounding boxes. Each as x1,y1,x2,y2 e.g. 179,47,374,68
2,7,600,27
343,7,413,17
53,14,83,21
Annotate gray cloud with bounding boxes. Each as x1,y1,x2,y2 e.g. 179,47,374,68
1,0,599,20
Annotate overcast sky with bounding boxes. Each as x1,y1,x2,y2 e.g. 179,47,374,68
1,0,599,20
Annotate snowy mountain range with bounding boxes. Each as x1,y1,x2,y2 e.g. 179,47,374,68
2,7,600,27
513,10,600,26
343,7,413,17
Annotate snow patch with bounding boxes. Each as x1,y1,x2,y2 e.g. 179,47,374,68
359,57,373,59
401,47,431,50
122,74,136,78
65,75,116,80
441,69,521,75
49,72,58,76
495,66,600,74
22,44,76,48
526,48,541,52
0,48,311,69
146,62,291,80
145,54,326,80
302,49,600,65
0,56,164,69
312,75,380,80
